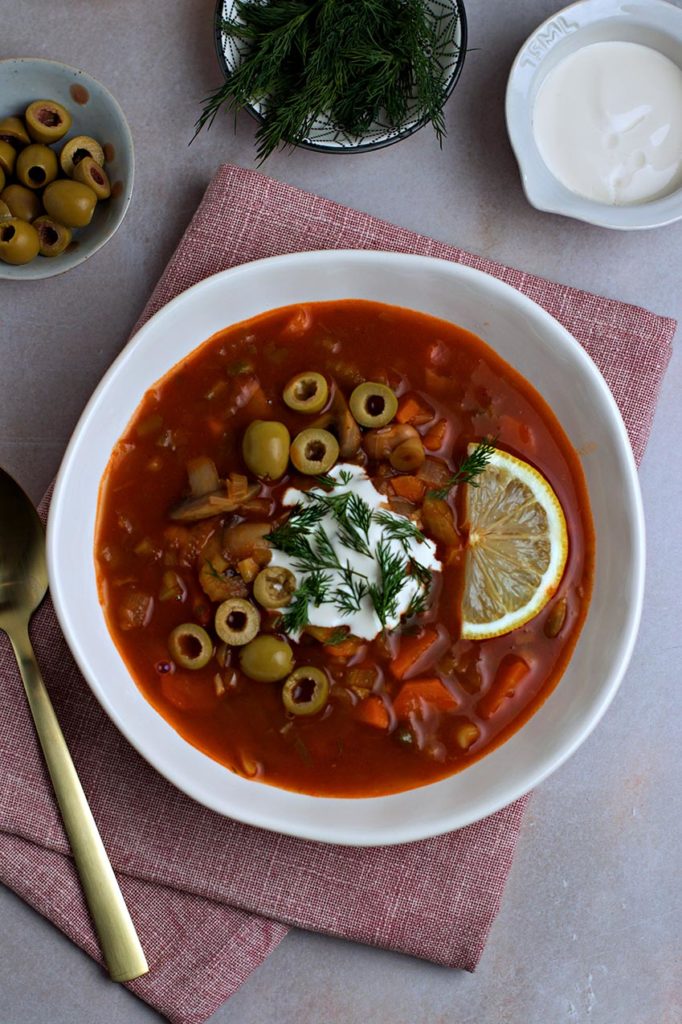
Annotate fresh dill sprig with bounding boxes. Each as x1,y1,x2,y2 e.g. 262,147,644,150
194,0,456,162
314,469,353,489
405,588,429,618
373,510,425,547
408,558,433,589
279,569,332,634
428,440,496,501
367,540,407,627
335,564,369,616
335,493,373,557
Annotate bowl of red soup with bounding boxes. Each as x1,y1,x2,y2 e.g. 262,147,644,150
48,250,643,844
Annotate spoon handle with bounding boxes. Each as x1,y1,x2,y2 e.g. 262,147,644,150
9,622,148,983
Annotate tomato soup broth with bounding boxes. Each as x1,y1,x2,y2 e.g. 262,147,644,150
95,300,594,796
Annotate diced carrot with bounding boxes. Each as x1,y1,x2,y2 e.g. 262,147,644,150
390,475,426,503
393,677,458,719
391,626,440,680
281,305,314,338
325,637,365,659
477,655,530,720
396,392,435,426
423,418,448,452
355,695,390,729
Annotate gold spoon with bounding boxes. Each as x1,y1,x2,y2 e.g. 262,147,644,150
0,467,148,982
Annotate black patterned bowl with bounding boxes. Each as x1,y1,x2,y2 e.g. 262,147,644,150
213,0,467,154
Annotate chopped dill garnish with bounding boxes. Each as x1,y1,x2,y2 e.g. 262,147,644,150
367,540,407,628
269,475,436,636
428,439,496,500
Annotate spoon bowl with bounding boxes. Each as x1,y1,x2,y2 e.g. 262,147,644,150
0,469,48,624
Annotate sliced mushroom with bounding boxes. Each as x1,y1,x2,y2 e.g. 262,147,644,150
311,385,361,458
169,484,259,522
364,423,421,461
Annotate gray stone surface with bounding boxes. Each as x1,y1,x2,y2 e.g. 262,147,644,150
1,2,681,1022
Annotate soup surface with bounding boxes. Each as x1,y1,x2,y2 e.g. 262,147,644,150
95,300,594,796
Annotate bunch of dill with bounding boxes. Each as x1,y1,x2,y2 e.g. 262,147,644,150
196,0,457,161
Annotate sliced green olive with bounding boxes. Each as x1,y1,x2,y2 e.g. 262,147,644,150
168,623,213,670
0,141,16,176
242,420,290,480
16,143,59,190
0,200,10,220
283,372,329,414
24,100,72,144
73,156,111,200
0,116,30,147
0,219,40,265
290,428,339,474
33,216,72,257
253,566,296,609
349,382,398,428
60,134,105,177
1,184,42,222
282,666,329,716
214,598,260,646
240,635,294,682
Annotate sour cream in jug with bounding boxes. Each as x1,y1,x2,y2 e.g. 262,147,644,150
532,41,682,205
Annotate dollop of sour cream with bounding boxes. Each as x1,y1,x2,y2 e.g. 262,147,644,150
268,463,441,641
532,41,682,205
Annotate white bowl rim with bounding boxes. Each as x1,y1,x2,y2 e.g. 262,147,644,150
505,0,682,230
0,56,135,280
47,250,645,845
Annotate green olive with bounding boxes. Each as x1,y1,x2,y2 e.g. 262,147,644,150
0,167,4,194
0,218,40,265
16,144,59,190
0,140,16,176
33,216,72,257
73,156,111,199
253,566,296,609
289,428,339,474
389,435,425,471
282,666,329,716
0,116,30,147
168,623,213,670
24,99,72,144
43,179,97,228
60,134,105,177
242,420,290,480
240,635,294,682
0,200,11,221
283,372,329,414
1,184,41,222
214,598,260,646
349,382,398,428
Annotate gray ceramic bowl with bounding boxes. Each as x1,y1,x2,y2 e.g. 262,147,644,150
0,58,134,279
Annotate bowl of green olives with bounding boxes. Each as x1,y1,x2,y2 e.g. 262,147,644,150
0,57,133,279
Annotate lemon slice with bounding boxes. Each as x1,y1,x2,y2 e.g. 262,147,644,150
461,445,568,640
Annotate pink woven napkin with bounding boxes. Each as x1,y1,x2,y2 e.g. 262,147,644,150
0,165,675,1024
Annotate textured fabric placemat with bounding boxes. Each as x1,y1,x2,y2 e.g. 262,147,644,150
0,165,675,1024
